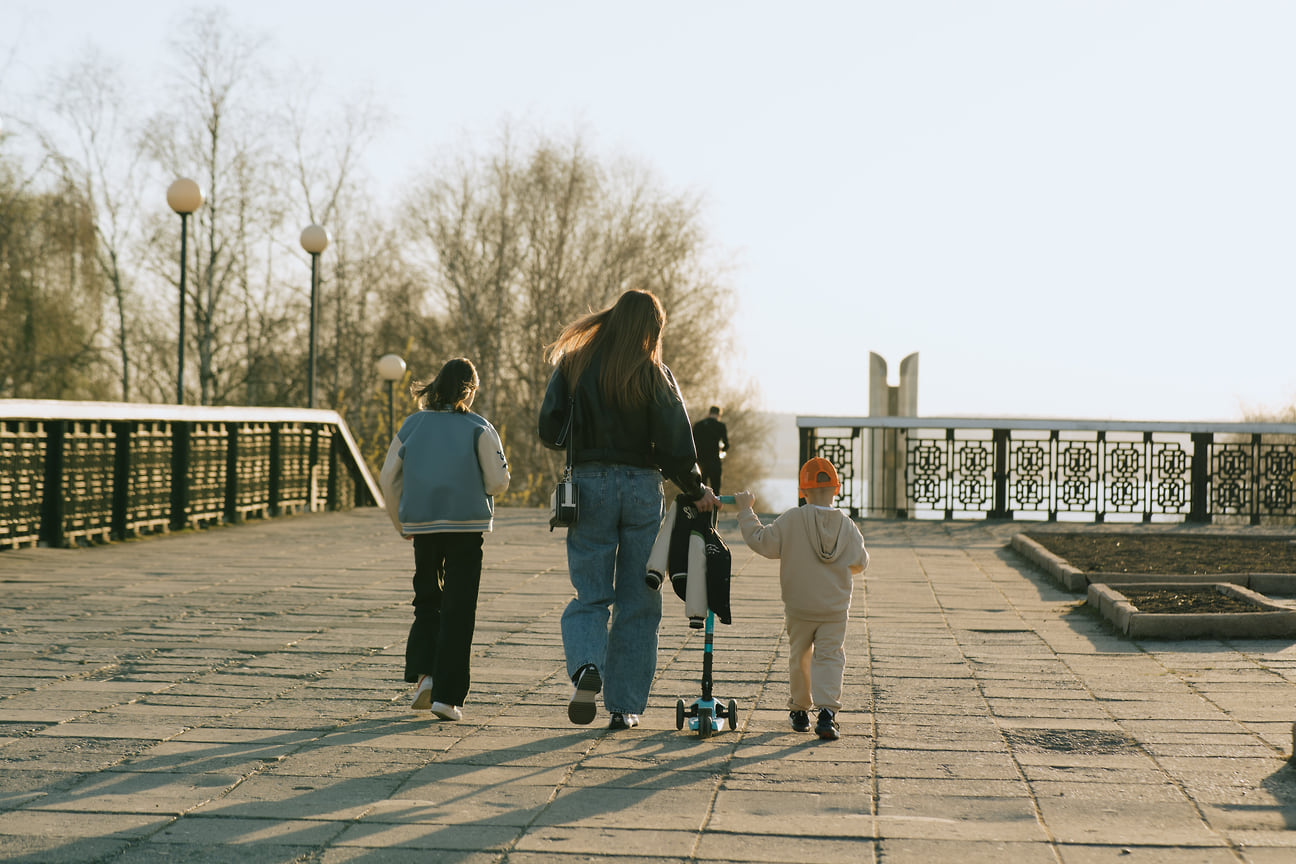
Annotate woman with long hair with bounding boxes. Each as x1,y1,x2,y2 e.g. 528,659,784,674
538,289,720,730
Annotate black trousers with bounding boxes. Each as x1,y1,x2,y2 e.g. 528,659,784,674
698,456,723,494
405,532,484,706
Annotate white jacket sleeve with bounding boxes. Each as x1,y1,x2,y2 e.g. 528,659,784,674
477,424,511,496
646,500,678,583
378,435,405,534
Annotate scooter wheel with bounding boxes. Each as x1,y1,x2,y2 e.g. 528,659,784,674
675,699,685,730
727,700,738,729
698,706,714,739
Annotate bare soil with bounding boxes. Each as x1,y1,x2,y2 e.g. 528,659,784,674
1115,586,1261,614
1024,533,1296,575
1025,532,1296,614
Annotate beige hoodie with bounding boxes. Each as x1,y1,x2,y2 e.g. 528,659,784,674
737,504,868,622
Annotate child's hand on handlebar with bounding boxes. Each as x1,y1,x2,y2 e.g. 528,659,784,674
734,491,755,510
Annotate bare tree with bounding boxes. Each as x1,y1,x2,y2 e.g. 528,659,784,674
37,49,149,400
405,129,524,425
140,9,279,405
283,84,392,411
402,128,747,505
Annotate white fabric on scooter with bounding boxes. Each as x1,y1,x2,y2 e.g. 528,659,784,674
646,502,677,587
686,531,708,625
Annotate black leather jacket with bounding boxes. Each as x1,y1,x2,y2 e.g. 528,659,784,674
538,354,706,501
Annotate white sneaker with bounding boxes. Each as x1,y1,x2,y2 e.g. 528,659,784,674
411,676,433,711
430,701,462,721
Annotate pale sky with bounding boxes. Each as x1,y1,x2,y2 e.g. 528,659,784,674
4,1,1295,423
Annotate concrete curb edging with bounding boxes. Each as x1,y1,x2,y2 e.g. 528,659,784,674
1084,572,1296,593
1010,533,1087,591
1087,581,1296,639
1011,533,1296,597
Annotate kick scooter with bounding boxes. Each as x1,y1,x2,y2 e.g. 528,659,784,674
675,495,739,739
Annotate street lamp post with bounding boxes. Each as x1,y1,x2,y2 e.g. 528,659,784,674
299,224,330,408
376,353,407,440
167,178,204,405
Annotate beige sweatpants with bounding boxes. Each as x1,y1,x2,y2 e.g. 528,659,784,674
785,615,848,712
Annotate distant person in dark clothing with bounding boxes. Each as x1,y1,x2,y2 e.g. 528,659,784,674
692,406,730,493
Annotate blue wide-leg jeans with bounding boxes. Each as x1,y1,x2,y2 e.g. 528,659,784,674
561,463,664,715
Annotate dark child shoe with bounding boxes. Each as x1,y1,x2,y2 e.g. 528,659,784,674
608,712,640,730
815,708,840,741
568,664,602,725
789,710,810,732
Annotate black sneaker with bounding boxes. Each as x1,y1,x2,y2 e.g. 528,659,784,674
608,712,639,730
789,710,810,732
815,708,840,741
568,664,602,725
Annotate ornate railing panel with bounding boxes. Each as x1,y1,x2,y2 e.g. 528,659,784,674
0,401,382,549
230,422,272,521
799,417,1296,524
62,421,117,544
123,420,174,536
185,421,229,527
1,420,47,547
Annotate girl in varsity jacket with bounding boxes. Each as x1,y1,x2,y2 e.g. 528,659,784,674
379,357,510,721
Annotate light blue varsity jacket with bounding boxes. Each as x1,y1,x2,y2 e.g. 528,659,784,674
378,408,510,535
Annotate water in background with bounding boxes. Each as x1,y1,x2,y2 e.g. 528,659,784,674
751,412,800,513
753,477,799,513
750,412,866,515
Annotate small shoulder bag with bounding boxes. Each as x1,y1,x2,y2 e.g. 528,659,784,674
549,390,578,531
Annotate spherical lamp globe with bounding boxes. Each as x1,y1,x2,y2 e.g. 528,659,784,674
300,224,330,254
376,354,407,382
167,178,204,214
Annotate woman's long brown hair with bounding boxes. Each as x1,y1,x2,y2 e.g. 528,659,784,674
545,289,666,411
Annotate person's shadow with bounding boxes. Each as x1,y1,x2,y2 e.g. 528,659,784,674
318,722,813,860
1248,761,1296,830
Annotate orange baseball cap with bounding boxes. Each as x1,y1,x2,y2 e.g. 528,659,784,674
799,457,840,492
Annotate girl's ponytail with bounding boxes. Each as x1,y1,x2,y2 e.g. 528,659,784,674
412,357,479,412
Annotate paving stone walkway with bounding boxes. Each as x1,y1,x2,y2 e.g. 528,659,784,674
1,508,1294,863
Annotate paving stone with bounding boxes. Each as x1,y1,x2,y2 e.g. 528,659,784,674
0,809,169,837
113,843,323,864
147,813,344,846
1054,845,1241,863
0,834,131,863
28,768,242,814
195,773,410,821
694,831,878,863
331,820,521,850
325,850,500,864
0,508,1293,859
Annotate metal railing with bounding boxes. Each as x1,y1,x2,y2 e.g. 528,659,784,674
1,400,382,549
798,416,1296,524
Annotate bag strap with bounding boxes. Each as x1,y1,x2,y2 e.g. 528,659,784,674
561,391,575,481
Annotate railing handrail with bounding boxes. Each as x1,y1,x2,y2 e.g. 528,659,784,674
3,398,344,424
796,415,1296,523
0,398,383,509
797,415,1296,435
